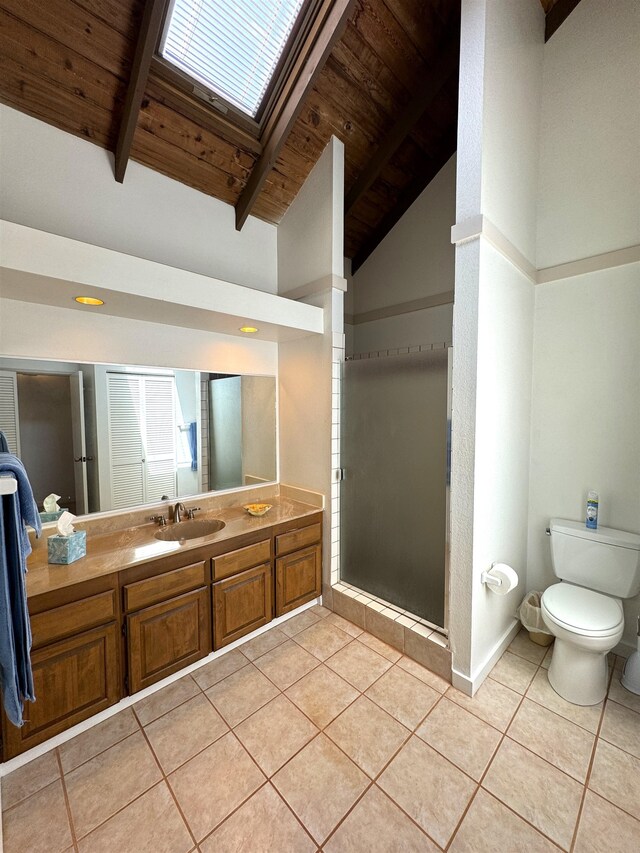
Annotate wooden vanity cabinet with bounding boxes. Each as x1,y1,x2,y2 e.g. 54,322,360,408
275,520,322,616
213,563,272,648
122,557,211,694
1,576,121,760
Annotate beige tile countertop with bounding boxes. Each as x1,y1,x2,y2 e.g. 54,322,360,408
26,497,322,599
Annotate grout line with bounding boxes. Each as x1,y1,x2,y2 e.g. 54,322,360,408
55,749,78,851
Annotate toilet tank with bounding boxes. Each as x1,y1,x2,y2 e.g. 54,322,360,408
549,519,640,598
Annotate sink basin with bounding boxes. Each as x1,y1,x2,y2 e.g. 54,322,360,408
154,519,226,541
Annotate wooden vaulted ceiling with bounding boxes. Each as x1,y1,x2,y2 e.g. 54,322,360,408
0,0,576,273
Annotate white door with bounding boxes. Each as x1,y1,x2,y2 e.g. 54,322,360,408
69,371,88,515
0,369,21,454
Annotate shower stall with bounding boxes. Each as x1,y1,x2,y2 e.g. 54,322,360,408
339,346,451,631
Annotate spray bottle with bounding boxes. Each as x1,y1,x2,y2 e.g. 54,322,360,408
586,490,599,529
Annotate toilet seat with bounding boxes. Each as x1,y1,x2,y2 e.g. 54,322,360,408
541,583,623,637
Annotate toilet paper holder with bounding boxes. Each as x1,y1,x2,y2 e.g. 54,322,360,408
481,562,519,595
481,568,504,588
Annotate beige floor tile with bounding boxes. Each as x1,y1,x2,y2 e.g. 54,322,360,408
449,788,559,853
574,790,640,853
199,783,316,853
589,739,640,820
325,640,392,691
325,611,364,637
192,649,248,691
59,707,139,773
253,640,320,689
294,620,352,661
309,603,332,619
378,735,476,848
239,626,288,661
285,664,359,728
169,732,265,841
205,664,279,726
508,698,595,782
1,750,60,810
279,609,320,637
446,676,521,732
76,782,192,853
527,669,603,734
483,738,583,849
396,654,450,693
134,675,201,726
508,629,548,664
324,785,438,853
365,665,439,729
608,674,640,715
272,733,369,844
358,630,403,662
234,695,318,775
65,730,162,839
2,779,72,853
325,695,409,778
600,700,640,759
416,697,502,781
144,693,228,773
491,651,539,694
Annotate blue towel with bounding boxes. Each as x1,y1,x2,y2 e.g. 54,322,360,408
187,421,198,472
0,453,41,726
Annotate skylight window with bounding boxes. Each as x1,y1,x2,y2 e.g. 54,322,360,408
160,0,307,118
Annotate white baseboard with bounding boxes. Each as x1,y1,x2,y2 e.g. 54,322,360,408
452,619,521,697
0,598,320,777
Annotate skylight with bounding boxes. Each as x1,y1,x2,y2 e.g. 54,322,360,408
160,0,307,118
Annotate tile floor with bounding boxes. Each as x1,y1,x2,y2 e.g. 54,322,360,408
2,605,639,852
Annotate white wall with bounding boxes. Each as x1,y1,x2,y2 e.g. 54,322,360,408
0,105,278,293
536,0,640,268
528,0,640,652
528,265,640,648
449,0,542,689
350,154,456,354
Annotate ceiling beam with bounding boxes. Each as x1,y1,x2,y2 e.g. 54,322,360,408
545,0,583,41
350,131,457,275
235,0,356,231
344,37,459,217
114,0,167,183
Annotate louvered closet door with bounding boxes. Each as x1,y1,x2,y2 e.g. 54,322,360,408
0,370,21,454
107,374,144,509
143,376,177,503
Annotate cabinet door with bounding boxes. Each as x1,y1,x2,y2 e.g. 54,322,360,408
275,544,321,616
213,563,272,649
2,623,120,759
127,587,211,694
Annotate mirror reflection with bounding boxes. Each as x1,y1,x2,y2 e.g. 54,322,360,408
0,358,277,519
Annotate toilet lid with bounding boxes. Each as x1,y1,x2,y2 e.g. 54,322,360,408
542,584,623,633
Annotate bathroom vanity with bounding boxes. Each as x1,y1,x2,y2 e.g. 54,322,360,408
1,498,322,759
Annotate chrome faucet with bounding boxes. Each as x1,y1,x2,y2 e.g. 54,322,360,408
173,502,187,523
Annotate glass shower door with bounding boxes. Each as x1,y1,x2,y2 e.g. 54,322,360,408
340,348,450,627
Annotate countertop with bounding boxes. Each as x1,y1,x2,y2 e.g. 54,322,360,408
26,497,322,599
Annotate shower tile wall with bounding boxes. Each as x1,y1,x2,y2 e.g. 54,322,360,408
331,333,344,588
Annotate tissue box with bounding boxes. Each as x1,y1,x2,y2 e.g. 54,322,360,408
39,509,69,524
47,531,87,565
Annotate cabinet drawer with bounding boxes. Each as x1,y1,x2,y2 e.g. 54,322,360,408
275,544,321,616
123,560,207,612
30,590,117,649
212,539,271,581
127,587,211,694
275,523,321,556
213,564,272,649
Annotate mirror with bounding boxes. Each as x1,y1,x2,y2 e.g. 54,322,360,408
0,357,277,519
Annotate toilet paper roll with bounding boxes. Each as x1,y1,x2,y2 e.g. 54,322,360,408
485,563,519,596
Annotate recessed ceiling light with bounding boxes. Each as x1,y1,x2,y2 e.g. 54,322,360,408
74,296,104,306
239,326,258,333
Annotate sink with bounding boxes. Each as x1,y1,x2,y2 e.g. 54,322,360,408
154,519,226,541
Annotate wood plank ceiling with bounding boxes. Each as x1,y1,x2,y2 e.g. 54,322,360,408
0,1,570,273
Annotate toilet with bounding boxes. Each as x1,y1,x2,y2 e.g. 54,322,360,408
541,519,640,706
